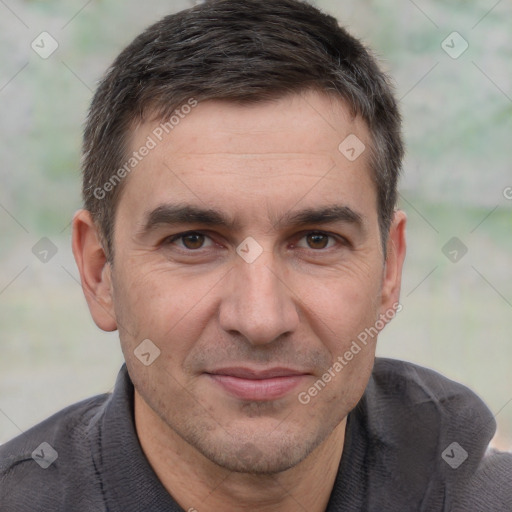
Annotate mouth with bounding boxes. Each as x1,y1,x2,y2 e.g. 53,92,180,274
205,367,310,401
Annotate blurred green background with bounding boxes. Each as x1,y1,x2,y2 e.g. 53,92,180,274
0,0,511,449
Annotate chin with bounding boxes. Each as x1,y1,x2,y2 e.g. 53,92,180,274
188,422,328,475
212,441,314,474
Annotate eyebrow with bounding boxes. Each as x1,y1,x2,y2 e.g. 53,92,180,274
139,203,365,235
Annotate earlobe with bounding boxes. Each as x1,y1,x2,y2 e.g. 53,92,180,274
71,209,118,332
380,209,407,318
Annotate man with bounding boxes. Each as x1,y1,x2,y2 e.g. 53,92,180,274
1,0,510,510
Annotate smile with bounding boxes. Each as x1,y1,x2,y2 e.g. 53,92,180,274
206,367,310,401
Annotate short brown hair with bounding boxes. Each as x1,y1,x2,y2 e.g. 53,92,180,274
82,0,403,259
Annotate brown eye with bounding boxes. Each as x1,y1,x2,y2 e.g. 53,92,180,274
306,233,330,249
166,231,213,250
181,233,206,250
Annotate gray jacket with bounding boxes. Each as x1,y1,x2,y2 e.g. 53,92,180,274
1,358,511,511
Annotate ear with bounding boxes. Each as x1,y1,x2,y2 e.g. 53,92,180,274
379,209,407,316
71,209,117,332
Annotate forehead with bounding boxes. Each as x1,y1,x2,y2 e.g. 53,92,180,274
117,91,375,225
136,91,367,156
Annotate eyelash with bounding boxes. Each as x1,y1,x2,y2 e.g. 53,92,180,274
163,230,347,252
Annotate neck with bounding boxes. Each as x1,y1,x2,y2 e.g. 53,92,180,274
134,391,346,512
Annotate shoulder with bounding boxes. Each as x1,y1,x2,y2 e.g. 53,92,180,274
371,357,494,424
368,358,512,511
451,448,512,512
0,393,111,511
373,357,478,398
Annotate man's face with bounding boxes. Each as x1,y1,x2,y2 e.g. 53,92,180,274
106,91,400,473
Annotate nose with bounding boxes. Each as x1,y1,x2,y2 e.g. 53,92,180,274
218,251,300,346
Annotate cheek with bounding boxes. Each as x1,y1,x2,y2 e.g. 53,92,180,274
111,262,224,356
296,263,382,339
292,263,381,406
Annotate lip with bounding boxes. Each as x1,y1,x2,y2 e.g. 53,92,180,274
206,367,310,401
